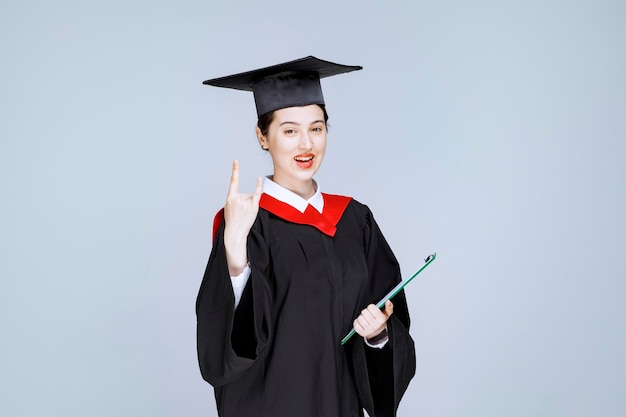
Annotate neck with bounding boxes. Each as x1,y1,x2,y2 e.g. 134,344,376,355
271,176,316,200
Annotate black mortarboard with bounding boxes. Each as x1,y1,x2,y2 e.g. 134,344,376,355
202,56,362,117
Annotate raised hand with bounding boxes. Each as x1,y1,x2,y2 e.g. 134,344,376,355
223,160,263,276
353,300,394,341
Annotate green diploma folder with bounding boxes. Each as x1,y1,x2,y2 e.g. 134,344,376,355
340,253,437,345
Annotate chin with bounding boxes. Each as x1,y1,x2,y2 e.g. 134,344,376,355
299,167,320,180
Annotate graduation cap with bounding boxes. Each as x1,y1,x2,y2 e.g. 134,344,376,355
202,56,362,117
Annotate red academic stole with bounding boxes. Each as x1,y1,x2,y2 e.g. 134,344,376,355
212,193,352,241
259,193,352,237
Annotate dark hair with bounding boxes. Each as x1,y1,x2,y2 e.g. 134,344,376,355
257,104,329,137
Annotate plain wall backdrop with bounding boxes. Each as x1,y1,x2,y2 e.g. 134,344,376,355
1,0,625,416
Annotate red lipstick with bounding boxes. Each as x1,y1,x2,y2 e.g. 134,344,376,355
294,153,315,169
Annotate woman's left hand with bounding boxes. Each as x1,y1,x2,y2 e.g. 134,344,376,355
353,300,394,340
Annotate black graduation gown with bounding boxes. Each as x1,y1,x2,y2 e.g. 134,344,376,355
196,193,416,417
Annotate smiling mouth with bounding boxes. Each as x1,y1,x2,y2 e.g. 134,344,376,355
294,154,314,169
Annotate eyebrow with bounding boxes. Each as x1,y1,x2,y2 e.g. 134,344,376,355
279,120,325,126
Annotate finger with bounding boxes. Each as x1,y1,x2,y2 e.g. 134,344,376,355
383,300,394,317
357,314,378,332
251,176,263,206
365,304,383,320
353,319,364,335
228,160,240,195
360,307,374,321
354,317,369,334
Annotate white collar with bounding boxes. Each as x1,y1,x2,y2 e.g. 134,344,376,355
262,177,324,214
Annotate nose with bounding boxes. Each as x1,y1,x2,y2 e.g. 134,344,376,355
298,131,313,150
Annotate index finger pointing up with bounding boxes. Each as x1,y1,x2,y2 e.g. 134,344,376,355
228,159,240,195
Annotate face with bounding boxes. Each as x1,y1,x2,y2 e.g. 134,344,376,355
257,104,327,196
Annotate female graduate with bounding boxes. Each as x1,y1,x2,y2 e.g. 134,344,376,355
196,56,416,417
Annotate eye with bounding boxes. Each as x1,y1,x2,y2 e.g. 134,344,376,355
284,128,296,135
311,125,325,133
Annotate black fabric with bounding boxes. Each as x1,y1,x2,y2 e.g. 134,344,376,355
251,72,325,118
196,199,416,417
202,56,362,91
202,56,362,116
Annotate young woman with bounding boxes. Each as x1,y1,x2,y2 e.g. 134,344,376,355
196,57,416,417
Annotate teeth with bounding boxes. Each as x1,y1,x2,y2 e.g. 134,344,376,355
295,156,313,162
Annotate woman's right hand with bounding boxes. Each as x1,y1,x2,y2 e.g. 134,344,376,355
223,160,263,276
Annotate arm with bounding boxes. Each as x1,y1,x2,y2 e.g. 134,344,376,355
195,160,266,387
223,159,263,276
350,207,416,417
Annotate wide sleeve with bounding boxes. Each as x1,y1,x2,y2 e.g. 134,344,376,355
195,214,274,387
349,207,416,417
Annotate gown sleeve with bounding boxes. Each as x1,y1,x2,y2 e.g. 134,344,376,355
348,207,416,417
196,214,273,387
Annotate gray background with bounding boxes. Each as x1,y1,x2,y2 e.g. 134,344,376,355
1,0,625,416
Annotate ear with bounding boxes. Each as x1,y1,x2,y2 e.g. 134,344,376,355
256,126,268,150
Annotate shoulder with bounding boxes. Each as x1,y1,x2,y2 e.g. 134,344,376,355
212,208,225,242
324,193,372,216
324,193,379,233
